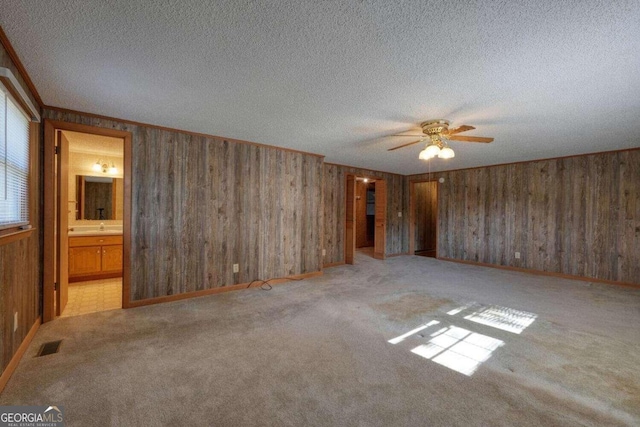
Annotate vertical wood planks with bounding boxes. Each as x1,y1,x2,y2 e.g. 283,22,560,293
410,149,640,284
42,108,324,302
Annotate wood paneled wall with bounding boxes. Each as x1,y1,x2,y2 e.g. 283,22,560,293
43,109,324,301
0,43,41,374
323,164,406,265
408,149,640,284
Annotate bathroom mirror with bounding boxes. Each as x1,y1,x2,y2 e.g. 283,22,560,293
75,175,123,220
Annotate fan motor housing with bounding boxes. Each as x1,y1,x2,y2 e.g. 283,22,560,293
421,120,450,135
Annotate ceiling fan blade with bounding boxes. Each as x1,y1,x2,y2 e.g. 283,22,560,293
387,139,424,151
445,125,475,136
448,135,494,143
390,134,426,137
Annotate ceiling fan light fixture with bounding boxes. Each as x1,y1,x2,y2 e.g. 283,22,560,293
425,143,441,158
418,147,434,160
438,147,455,159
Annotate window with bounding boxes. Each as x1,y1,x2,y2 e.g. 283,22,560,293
0,82,31,232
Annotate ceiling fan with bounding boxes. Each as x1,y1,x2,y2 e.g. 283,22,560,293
387,119,493,160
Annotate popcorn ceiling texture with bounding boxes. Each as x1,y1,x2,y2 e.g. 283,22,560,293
1,0,639,174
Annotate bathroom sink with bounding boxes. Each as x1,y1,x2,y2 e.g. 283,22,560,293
68,225,123,236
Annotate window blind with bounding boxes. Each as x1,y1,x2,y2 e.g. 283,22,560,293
0,85,30,230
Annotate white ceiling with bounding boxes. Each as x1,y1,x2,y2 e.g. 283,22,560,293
2,0,639,174
63,130,123,157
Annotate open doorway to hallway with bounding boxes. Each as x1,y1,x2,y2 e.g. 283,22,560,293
345,174,386,264
356,178,376,258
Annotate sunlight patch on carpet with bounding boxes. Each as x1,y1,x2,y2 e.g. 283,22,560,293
411,326,504,376
447,303,537,334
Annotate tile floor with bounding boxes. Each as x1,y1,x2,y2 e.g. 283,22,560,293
60,278,122,317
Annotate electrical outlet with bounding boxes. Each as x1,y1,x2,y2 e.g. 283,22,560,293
398,211,402,217
13,312,18,333
233,264,239,273
515,252,521,259
322,249,326,256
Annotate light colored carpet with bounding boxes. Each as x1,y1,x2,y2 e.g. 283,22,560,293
2,254,639,426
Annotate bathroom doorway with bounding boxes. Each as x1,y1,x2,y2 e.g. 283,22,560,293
44,121,132,322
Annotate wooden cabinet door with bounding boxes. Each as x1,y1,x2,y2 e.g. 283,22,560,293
69,246,102,276
102,245,123,273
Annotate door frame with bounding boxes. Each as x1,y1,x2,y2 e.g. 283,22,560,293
345,174,386,263
43,120,132,322
55,130,70,315
408,178,439,257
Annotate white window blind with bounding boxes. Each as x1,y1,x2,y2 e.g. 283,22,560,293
0,83,30,230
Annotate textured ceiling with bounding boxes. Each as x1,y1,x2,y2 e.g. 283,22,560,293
1,0,639,174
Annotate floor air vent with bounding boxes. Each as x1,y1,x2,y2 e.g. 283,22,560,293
37,340,62,357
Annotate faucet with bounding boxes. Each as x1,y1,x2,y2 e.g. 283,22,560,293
99,222,105,231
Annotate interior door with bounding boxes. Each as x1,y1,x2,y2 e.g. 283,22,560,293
345,174,356,264
409,180,438,256
56,131,69,315
355,180,368,248
415,181,437,253
373,180,386,260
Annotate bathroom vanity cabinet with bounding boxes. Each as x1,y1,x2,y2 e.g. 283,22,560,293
69,235,123,282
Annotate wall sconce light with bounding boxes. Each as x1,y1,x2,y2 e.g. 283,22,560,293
91,159,118,174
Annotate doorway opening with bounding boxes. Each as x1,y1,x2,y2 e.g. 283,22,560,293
355,178,376,258
409,180,438,258
345,174,386,264
44,121,132,322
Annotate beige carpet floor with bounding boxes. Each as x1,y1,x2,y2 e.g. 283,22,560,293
2,254,639,426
